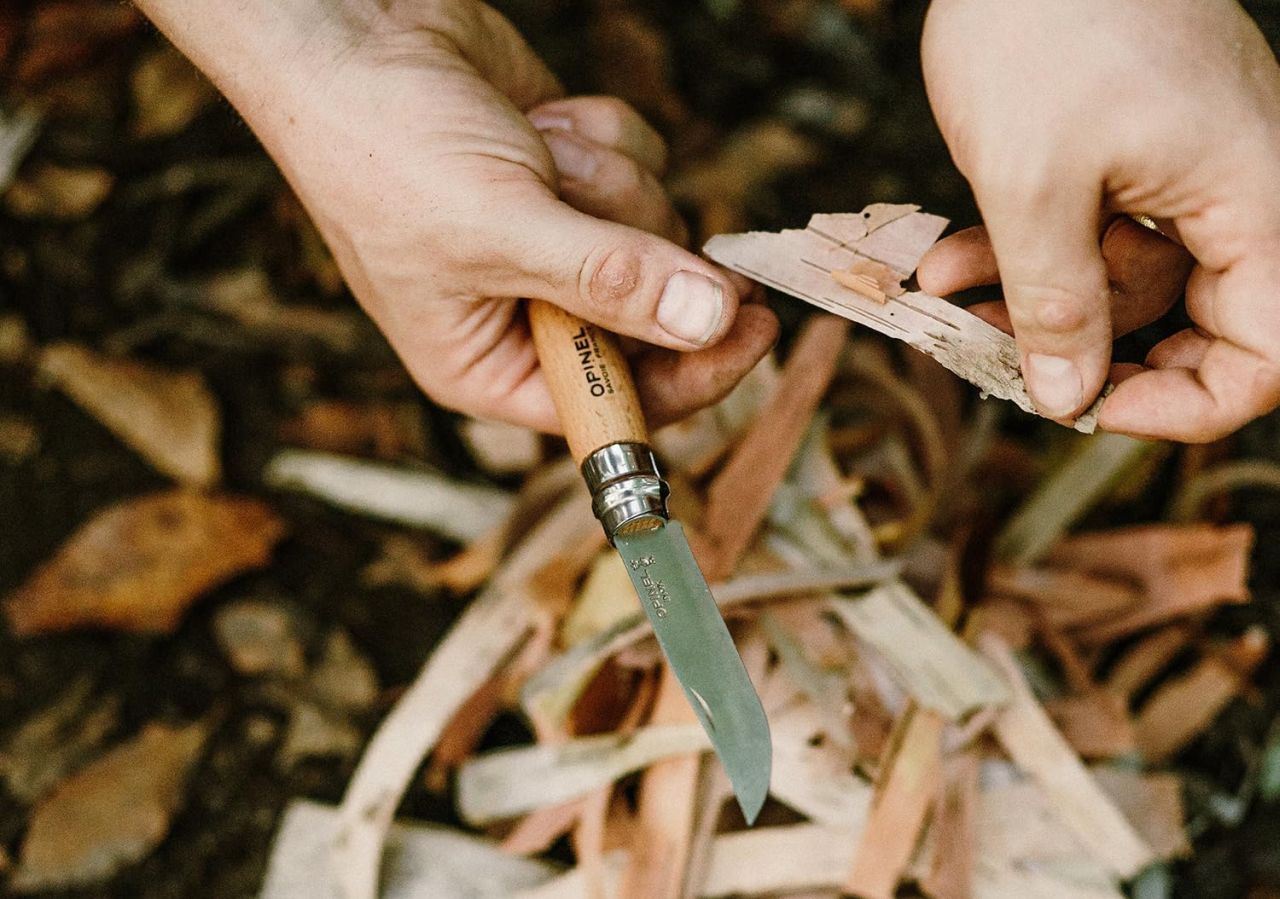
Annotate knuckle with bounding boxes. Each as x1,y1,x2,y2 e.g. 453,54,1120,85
1032,292,1090,334
580,243,646,314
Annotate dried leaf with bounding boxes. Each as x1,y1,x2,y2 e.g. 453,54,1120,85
278,399,425,461
39,343,221,485
130,47,215,138
5,162,112,219
0,106,41,192
5,490,285,635
213,599,306,678
0,678,118,803
12,721,209,891
1044,692,1137,760
705,206,1105,432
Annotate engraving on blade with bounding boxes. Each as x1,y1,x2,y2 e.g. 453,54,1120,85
615,522,771,824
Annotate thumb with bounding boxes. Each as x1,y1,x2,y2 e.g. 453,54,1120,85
484,191,741,350
979,182,1113,420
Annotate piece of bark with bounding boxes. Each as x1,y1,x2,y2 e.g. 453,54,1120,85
1133,627,1269,762
831,259,904,304
845,704,945,899
12,721,209,891
1044,692,1137,760
618,668,702,899
987,565,1143,630
461,417,543,476
1050,524,1253,644
1092,768,1190,861
39,343,220,486
264,449,514,544
830,582,1010,721
701,313,850,578
979,634,1155,879
1103,626,1194,702
425,676,505,793
921,752,979,899
500,798,586,856
5,489,284,635
993,434,1153,566
333,495,596,899
704,206,1105,432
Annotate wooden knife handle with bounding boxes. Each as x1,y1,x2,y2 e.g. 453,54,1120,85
528,299,648,465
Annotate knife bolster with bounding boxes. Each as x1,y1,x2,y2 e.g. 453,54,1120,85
582,442,670,540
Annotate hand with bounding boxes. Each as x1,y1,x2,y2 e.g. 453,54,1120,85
919,0,1280,441
137,0,777,431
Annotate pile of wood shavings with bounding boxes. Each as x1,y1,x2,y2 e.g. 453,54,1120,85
258,314,1258,899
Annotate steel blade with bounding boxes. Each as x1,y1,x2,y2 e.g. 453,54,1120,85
614,521,771,823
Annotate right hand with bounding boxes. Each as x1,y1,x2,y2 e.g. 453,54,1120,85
139,0,778,430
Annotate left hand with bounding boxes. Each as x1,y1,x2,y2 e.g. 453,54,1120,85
919,0,1280,442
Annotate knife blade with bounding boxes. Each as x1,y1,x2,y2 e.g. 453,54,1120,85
527,299,772,823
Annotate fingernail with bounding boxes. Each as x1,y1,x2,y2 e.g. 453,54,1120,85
543,131,598,181
1026,353,1083,418
529,112,574,133
658,271,724,345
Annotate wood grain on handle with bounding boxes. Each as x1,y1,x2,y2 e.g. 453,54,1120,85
527,299,648,464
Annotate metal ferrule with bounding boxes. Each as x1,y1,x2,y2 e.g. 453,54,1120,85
581,442,670,540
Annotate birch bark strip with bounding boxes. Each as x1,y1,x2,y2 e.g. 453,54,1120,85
704,206,1106,433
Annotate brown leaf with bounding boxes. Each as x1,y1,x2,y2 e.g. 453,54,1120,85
5,490,285,635
12,721,208,891
39,343,221,486
130,47,216,139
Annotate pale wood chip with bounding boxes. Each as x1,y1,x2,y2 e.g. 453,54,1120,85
979,634,1155,879
831,583,1009,721
1092,768,1190,861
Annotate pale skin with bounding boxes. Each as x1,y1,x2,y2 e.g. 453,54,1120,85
135,0,1280,442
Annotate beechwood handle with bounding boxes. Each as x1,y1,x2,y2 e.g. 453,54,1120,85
527,299,649,465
